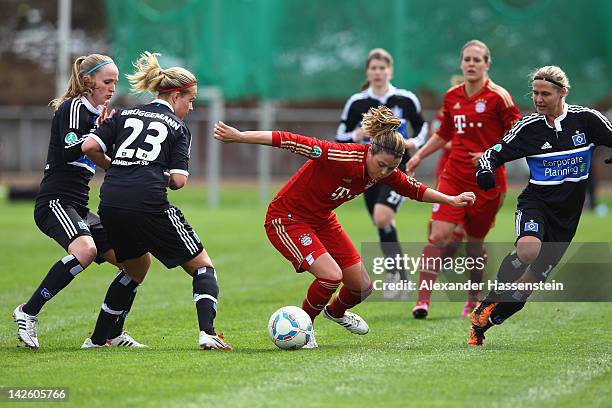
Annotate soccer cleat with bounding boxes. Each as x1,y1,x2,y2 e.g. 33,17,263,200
13,304,39,349
107,331,147,348
462,300,477,317
412,301,429,319
323,306,369,335
467,326,486,346
302,332,318,349
199,331,232,350
470,301,498,327
81,338,108,349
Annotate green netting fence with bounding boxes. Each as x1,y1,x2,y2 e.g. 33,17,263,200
106,0,611,105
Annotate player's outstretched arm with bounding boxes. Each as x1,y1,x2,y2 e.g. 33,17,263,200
421,189,476,208
214,121,273,145
405,133,447,175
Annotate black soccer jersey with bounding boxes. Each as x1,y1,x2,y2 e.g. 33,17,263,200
36,97,100,209
335,85,429,148
90,99,191,213
478,103,612,226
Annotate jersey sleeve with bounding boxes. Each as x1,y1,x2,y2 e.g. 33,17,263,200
399,91,429,149
436,98,454,142
586,109,612,148
477,116,533,173
379,169,429,201
168,125,191,176
497,94,521,134
59,100,96,162
273,131,365,163
335,97,363,142
90,114,119,153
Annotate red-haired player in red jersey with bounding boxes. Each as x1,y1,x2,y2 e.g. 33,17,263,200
406,40,520,319
215,106,475,348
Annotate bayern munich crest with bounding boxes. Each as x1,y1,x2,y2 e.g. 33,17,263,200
475,99,487,113
299,234,313,246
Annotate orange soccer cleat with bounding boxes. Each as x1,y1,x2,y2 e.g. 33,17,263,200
467,326,486,346
470,301,497,328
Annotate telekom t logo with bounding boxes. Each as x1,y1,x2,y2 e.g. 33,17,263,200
331,186,352,201
454,115,466,134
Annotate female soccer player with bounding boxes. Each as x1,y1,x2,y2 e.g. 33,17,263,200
336,48,428,292
13,54,143,349
469,66,612,345
81,52,231,350
215,106,475,348
406,40,521,319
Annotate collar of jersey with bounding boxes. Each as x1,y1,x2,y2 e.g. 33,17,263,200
366,84,397,104
80,96,101,115
542,101,568,131
150,98,174,113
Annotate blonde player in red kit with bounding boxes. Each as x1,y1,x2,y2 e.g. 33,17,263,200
406,40,521,319
215,106,475,348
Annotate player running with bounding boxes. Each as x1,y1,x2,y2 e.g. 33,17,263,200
215,106,476,348
81,52,231,350
336,48,428,294
469,65,612,345
406,40,521,319
12,54,144,349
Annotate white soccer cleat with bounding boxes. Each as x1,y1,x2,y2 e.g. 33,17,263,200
302,332,318,349
107,331,148,348
323,306,369,335
81,338,108,349
13,304,39,349
199,331,232,350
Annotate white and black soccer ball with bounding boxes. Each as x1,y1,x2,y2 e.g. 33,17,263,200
268,306,313,350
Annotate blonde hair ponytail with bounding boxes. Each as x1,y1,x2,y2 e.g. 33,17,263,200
126,51,196,96
362,106,404,158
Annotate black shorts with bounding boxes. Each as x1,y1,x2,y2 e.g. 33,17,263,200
364,183,405,215
514,204,576,268
99,205,204,268
34,199,111,264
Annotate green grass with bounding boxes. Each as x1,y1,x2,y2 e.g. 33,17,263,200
1,185,611,407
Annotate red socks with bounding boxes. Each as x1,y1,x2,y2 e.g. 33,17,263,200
301,278,341,321
416,243,445,303
326,283,374,318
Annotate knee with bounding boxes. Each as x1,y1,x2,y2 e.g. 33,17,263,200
429,230,452,246
516,246,540,265
319,268,343,282
374,215,393,230
73,245,97,268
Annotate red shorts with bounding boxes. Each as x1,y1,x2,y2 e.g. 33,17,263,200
264,213,361,273
431,177,503,239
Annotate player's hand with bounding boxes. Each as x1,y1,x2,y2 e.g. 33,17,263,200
448,192,476,207
405,154,421,176
469,151,484,165
476,169,496,191
214,121,243,143
96,101,116,126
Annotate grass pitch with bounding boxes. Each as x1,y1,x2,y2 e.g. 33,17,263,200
1,184,611,407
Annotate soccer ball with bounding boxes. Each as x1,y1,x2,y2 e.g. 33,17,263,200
268,306,313,350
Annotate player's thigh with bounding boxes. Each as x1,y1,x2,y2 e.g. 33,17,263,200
430,177,464,239
34,199,94,252
316,219,361,272
265,215,328,273
98,206,149,265
514,207,546,264
463,193,504,239
85,211,116,265
144,206,205,269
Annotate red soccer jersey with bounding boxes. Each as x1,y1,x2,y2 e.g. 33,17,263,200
268,131,429,223
437,79,520,198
